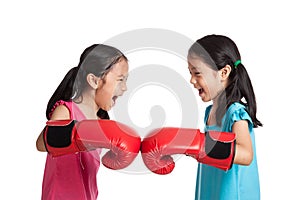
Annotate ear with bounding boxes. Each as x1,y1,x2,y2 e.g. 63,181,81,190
86,73,100,89
219,64,232,81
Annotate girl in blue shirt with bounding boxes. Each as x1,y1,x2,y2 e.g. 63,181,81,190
188,35,262,200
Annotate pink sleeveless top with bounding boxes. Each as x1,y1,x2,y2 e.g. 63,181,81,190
42,100,101,200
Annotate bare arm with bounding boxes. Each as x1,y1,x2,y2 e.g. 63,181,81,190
36,128,47,152
36,105,70,152
232,120,253,166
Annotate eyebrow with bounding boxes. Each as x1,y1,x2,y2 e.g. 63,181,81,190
188,62,196,69
188,65,198,71
117,74,129,78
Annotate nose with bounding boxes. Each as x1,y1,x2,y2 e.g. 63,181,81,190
121,82,127,92
190,76,196,85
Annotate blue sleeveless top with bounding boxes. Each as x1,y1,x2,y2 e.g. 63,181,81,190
195,102,260,200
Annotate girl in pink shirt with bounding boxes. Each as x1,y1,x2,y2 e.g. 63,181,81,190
36,44,129,200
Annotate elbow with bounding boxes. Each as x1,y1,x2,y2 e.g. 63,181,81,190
240,151,253,166
36,138,46,152
36,143,42,152
234,148,253,166
243,155,253,166
36,141,43,152
36,129,47,152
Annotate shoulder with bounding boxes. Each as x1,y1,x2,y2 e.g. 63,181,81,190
227,103,248,116
228,102,246,111
227,103,251,121
224,102,253,131
49,100,71,120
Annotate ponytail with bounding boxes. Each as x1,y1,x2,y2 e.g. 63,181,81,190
228,63,262,127
46,67,79,119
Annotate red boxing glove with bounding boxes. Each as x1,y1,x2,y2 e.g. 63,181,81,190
43,120,141,170
141,127,235,175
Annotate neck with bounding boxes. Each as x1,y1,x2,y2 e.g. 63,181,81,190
207,96,220,126
75,90,100,119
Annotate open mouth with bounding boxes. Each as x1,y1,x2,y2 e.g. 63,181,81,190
199,88,204,95
112,96,118,106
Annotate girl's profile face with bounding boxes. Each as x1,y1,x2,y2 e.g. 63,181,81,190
187,55,224,102
96,58,129,111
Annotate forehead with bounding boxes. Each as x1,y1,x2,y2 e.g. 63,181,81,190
187,56,207,70
110,59,129,76
188,54,220,71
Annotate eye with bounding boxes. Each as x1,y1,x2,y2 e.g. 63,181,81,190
189,68,202,76
191,71,202,76
117,76,128,82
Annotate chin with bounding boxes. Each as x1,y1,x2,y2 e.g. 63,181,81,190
201,97,211,102
105,107,112,111
100,106,110,112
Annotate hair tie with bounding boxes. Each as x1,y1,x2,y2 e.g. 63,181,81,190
234,60,241,68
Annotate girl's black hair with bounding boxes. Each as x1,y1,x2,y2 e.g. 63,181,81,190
189,35,262,128
46,44,127,120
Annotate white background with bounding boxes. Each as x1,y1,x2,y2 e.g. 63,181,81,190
1,0,299,199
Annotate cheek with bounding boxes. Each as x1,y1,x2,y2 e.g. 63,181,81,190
114,82,123,93
196,77,209,89
95,85,114,105
206,76,224,94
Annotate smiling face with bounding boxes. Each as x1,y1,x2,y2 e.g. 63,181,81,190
187,55,225,103
95,58,129,111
